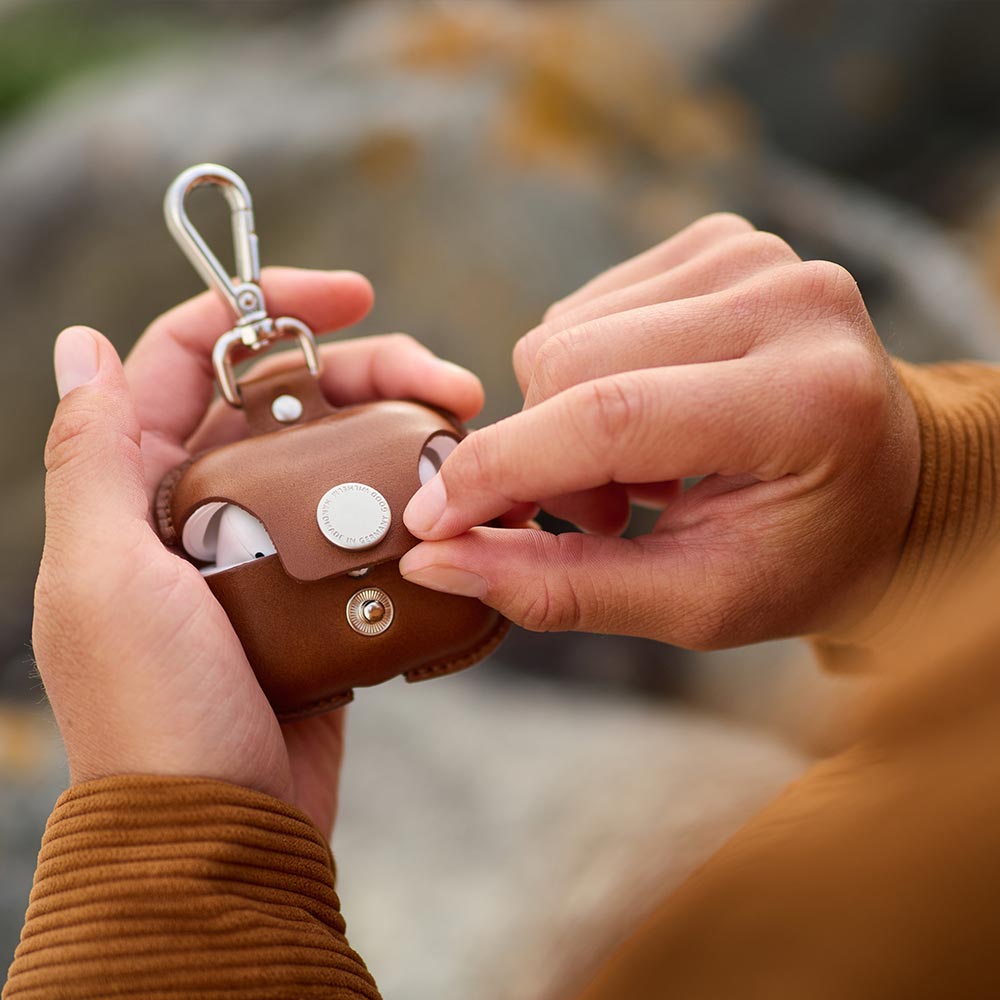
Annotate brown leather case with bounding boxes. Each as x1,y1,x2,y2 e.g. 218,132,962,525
155,367,508,720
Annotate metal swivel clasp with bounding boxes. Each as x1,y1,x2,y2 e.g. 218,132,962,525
163,163,320,407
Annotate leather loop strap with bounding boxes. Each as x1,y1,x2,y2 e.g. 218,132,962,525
239,366,334,437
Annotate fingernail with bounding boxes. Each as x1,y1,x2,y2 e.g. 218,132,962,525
404,474,447,535
54,327,99,398
401,564,487,599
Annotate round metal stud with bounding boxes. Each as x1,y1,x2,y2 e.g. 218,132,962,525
317,483,391,551
347,587,394,636
362,600,385,623
271,393,304,424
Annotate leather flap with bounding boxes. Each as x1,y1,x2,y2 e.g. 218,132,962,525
165,401,461,582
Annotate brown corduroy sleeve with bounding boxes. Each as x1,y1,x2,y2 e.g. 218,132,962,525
573,362,1000,999
814,359,1000,670
2,775,381,1000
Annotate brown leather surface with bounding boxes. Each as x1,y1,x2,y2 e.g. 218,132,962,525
156,366,508,719
207,558,508,719
239,365,336,435
167,400,461,583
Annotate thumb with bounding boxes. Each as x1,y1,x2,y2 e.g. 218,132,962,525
44,327,147,548
399,526,685,640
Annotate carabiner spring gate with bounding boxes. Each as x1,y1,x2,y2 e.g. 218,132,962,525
163,163,320,407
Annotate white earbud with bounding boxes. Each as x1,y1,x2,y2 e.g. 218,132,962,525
214,505,276,570
419,433,458,485
181,502,275,576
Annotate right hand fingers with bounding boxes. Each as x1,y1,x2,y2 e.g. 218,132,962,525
520,262,816,410
516,251,831,533
399,526,738,650
543,212,755,321
402,356,829,541
516,229,799,390
509,259,818,534
533,479,680,537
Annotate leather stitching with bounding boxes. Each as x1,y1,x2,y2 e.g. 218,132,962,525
276,687,355,723
154,456,198,545
403,617,511,682
275,617,510,720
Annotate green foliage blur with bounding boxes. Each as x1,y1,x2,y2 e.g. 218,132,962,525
0,4,174,126
0,0,330,129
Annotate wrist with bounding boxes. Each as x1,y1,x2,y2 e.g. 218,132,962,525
814,359,1000,668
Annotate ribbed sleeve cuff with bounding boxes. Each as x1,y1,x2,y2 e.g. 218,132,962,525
814,360,1000,670
3,776,380,1000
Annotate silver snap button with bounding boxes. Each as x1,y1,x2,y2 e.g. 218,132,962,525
347,587,394,635
316,483,391,551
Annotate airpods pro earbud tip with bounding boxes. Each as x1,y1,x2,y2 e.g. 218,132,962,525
182,502,275,574
181,501,228,562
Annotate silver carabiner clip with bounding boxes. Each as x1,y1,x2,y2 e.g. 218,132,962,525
163,163,320,407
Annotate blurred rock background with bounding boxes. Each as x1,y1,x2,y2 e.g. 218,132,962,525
2,1,999,996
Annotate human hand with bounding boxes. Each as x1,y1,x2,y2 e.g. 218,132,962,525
400,214,921,649
33,268,484,837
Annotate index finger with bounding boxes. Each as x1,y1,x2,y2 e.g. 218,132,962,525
403,358,821,540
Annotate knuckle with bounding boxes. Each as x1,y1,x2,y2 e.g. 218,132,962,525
531,329,578,398
741,230,799,264
516,579,563,632
512,334,533,381
704,232,801,289
542,300,565,323
798,259,863,310
582,376,640,449
692,211,755,238
44,405,103,473
45,400,141,483
451,423,502,492
514,325,550,376
514,533,584,632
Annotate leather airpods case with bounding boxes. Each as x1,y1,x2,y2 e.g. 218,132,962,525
155,163,507,720
156,366,508,720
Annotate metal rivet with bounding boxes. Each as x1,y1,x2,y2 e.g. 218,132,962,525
347,588,393,635
271,394,303,423
362,600,385,623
